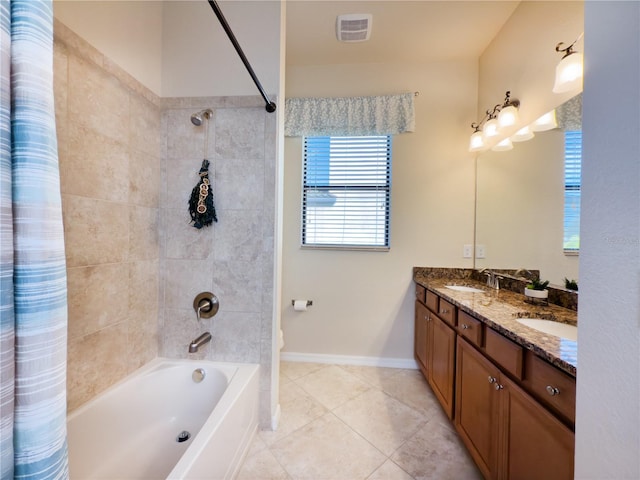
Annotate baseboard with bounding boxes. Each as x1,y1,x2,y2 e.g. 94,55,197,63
271,403,281,431
280,351,418,370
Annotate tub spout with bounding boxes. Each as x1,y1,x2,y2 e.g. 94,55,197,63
189,332,212,353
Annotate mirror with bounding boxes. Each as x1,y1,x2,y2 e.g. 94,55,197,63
475,95,582,286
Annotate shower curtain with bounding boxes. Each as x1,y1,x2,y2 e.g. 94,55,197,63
0,1,69,479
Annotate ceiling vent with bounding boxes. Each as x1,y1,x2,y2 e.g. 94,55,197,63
336,14,372,43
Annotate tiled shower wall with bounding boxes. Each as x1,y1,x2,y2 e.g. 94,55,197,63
160,98,277,427
54,21,277,424
54,21,161,411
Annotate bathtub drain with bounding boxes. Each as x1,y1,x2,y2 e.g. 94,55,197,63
176,431,191,443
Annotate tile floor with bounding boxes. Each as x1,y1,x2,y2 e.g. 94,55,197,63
237,362,482,480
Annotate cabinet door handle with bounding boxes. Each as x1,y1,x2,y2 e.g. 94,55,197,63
546,385,560,396
461,324,469,330
488,376,496,384
425,315,430,322
495,383,504,391
440,309,449,314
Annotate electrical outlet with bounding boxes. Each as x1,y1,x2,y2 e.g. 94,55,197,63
463,244,473,258
476,244,486,258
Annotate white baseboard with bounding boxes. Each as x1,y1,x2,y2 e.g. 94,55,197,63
271,403,281,431
280,351,418,370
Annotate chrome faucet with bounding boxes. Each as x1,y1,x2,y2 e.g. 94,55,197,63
482,269,501,290
188,332,212,353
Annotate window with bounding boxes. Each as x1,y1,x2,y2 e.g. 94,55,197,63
302,136,391,250
563,130,582,253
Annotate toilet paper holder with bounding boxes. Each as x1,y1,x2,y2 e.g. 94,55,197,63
291,300,313,307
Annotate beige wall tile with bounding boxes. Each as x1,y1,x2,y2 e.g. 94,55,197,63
129,205,159,261
163,208,214,260
214,108,265,160
67,54,131,144
62,195,129,267
67,263,130,340
164,258,213,311
129,149,160,208
61,122,130,202
67,321,130,411
130,94,161,158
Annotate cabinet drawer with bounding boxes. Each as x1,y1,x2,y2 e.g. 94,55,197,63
437,298,456,326
523,350,576,425
415,284,426,304
484,327,523,380
457,311,483,346
426,291,439,313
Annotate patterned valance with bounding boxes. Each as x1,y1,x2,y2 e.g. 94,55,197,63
285,93,415,137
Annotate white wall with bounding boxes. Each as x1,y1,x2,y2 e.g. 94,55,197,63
575,2,640,477
282,61,478,362
161,0,281,98
53,0,282,99
53,0,163,95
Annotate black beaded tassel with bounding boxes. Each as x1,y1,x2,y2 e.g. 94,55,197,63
188,159,218,228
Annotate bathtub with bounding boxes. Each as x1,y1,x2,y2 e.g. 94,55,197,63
67,358,260,479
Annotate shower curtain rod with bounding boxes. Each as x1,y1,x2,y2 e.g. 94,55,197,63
207,0,277,113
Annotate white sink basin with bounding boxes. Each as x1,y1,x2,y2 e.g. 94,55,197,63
516,319,577,341
445,285,484,293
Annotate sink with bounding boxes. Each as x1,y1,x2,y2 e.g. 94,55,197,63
516,319,577,341
445,285,485,293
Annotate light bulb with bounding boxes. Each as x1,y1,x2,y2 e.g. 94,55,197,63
498,105,519,128
483,118,499,139
553,52,584,93
469,131,484,152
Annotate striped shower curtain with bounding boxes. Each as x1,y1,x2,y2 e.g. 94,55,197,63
0,1,69,479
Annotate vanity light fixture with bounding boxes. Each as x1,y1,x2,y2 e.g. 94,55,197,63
531,109,558,132
553,33,584,93
468,90,521,152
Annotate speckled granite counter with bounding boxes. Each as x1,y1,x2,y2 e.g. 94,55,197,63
414,268,577,377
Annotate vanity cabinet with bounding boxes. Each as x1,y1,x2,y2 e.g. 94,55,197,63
414,284,576,479
414,291,456,419
455,338,574,480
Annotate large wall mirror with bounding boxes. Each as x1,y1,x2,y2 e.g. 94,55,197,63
475,95,582,286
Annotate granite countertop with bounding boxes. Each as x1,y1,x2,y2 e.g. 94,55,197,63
414,270,577,377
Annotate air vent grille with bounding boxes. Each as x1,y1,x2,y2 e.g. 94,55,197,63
336,14,372,43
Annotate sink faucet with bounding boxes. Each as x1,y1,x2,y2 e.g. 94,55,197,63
483,270,501,290
189,332,212,353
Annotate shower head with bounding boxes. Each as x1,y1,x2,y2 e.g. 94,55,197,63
190,109,213,126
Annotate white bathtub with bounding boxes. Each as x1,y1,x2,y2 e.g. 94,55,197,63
67,358,260,479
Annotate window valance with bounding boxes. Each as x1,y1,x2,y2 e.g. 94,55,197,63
285,93,415,137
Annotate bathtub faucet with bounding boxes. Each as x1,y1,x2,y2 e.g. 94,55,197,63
189,332,212,353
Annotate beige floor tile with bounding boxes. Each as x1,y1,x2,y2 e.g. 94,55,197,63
280,361,327,380
391,418,482,480
338,364,404,389
236,447,291,480
294,365,371,410
270,413,386,480
378,369,442,418
259,381,328,446
367,459,415,480
333,389,427,456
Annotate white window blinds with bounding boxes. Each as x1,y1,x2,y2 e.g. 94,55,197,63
302,136,391,250
563,130,582,253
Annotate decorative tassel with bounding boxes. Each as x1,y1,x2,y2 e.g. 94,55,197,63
189,159,218,228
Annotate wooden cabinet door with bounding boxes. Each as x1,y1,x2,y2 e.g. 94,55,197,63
428,313,456,419
455,337,501,480
500,376,574,480
415,301,429,376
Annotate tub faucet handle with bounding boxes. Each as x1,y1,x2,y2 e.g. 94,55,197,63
193,292,219,321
